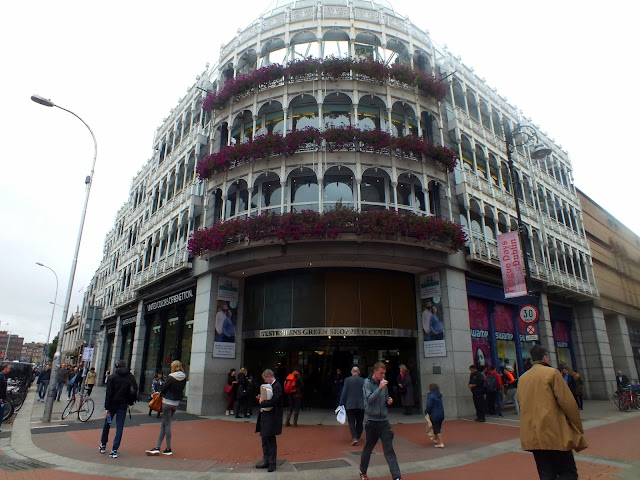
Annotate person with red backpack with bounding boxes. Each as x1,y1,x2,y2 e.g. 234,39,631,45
485,365,504,417
284,369,304,427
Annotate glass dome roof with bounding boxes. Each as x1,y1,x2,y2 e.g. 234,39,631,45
261,0,395,18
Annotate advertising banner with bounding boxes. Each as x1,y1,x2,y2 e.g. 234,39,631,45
420,272,446,357
213,277,238,358
498,231,527,298
469,297,492,370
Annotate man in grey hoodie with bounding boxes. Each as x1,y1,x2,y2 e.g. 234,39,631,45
358,362,402,480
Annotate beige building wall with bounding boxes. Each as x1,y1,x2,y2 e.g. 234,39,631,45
578,189,640,381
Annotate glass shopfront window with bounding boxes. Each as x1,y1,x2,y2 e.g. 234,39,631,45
468,297,493,370
103,327,115,383
553,320,573,370
493,303,519,378
141,286,195,394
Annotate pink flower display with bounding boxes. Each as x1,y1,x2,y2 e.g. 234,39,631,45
187,207,467,256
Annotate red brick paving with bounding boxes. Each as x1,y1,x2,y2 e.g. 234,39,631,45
345,452,622,480
582,416,640,462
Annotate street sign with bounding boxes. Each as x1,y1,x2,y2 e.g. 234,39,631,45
526,324,536,335
519,304,539,324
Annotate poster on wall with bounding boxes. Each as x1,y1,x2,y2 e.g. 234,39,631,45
468,298,492,370
213,277,238,358
420,272,446,357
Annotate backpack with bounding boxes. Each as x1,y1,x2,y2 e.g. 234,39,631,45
284,373,297,394
127,377,139,405
486,373,498,393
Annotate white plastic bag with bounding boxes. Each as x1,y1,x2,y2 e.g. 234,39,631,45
335,405,346,424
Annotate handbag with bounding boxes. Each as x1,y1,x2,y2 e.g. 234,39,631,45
148,392,163,413
224,382,233,394
425,413,435,441
335,405,346,425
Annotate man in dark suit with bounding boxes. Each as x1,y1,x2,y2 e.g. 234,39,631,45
340,366,365,445
616,370,629,394
255,369,283,472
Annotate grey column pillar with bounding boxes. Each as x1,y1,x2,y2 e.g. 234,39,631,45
417,265,474,419
574,304,614,399
536,293,557,366
605,313,637,382
129,300,146,379
112,317,123,365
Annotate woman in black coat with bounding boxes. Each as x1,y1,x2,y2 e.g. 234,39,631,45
396,364,414,415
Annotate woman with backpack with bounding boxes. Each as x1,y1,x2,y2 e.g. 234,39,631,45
284,369,303,427
485,365,503,417
145,360,186,456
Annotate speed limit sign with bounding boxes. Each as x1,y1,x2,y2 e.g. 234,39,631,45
519,304,539,324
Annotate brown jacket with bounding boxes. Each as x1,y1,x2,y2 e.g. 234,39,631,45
518,361,587,452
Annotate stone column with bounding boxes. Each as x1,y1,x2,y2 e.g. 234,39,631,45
129,300,146,379
536,292,556,366
417,265,474,419
574,304,614,399
187,272,243,416
605,313,637,382
112,317,123,365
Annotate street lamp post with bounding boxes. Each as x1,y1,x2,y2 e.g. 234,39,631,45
32,94,97,423
36,262,58,363
503,121,551,296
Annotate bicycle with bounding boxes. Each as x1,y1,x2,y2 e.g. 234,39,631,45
62,388,94,422
617,386,640,412
1,397,15,422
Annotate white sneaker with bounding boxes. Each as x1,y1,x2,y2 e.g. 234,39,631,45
225,410,230,416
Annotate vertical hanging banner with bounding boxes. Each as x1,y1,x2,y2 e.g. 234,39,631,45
420,272,446,357
498,231,527,298
213,277,239,358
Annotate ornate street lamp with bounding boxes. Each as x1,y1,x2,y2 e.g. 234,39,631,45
503,121,551,295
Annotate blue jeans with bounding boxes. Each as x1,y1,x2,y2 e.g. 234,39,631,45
100,404,128,452
0,401,5,429
38,381,49,399
56,381,66,400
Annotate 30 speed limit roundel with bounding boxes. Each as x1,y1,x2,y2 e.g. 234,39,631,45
519,305,539,324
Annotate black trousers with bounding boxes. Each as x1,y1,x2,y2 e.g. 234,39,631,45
531,450,577,480
360,420,401,479
472,393,486,420
346,408,364,440
261,435,277,466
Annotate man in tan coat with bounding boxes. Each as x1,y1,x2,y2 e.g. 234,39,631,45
518,345,587,479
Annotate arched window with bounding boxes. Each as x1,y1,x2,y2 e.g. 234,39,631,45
360,167,390,211
252,172,282,214
492,111,503,137
256,101,284,136
323,30,349,58
323,166,354,210
479,101,491,131
484,207,495,241
384,38,410,66
420,112,435,143
390,102,417,137
288,167,319,212
501,162,511,193
488,154,499,185
231,110,254,144
413,50,431,73
396,173,425,213
467,90,479,121
290,31,317,61
260,38,287,67
475,146,487,179
237,49,257,76
290,95,318,131
461,136,474,171
358,95,386,131
452,79,466,112
226,180,249,219
323,92,352,128
354,32,382,61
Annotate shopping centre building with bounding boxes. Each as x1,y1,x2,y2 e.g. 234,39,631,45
81,0,634,417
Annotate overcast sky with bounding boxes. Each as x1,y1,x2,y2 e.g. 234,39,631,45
1,1,638,345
